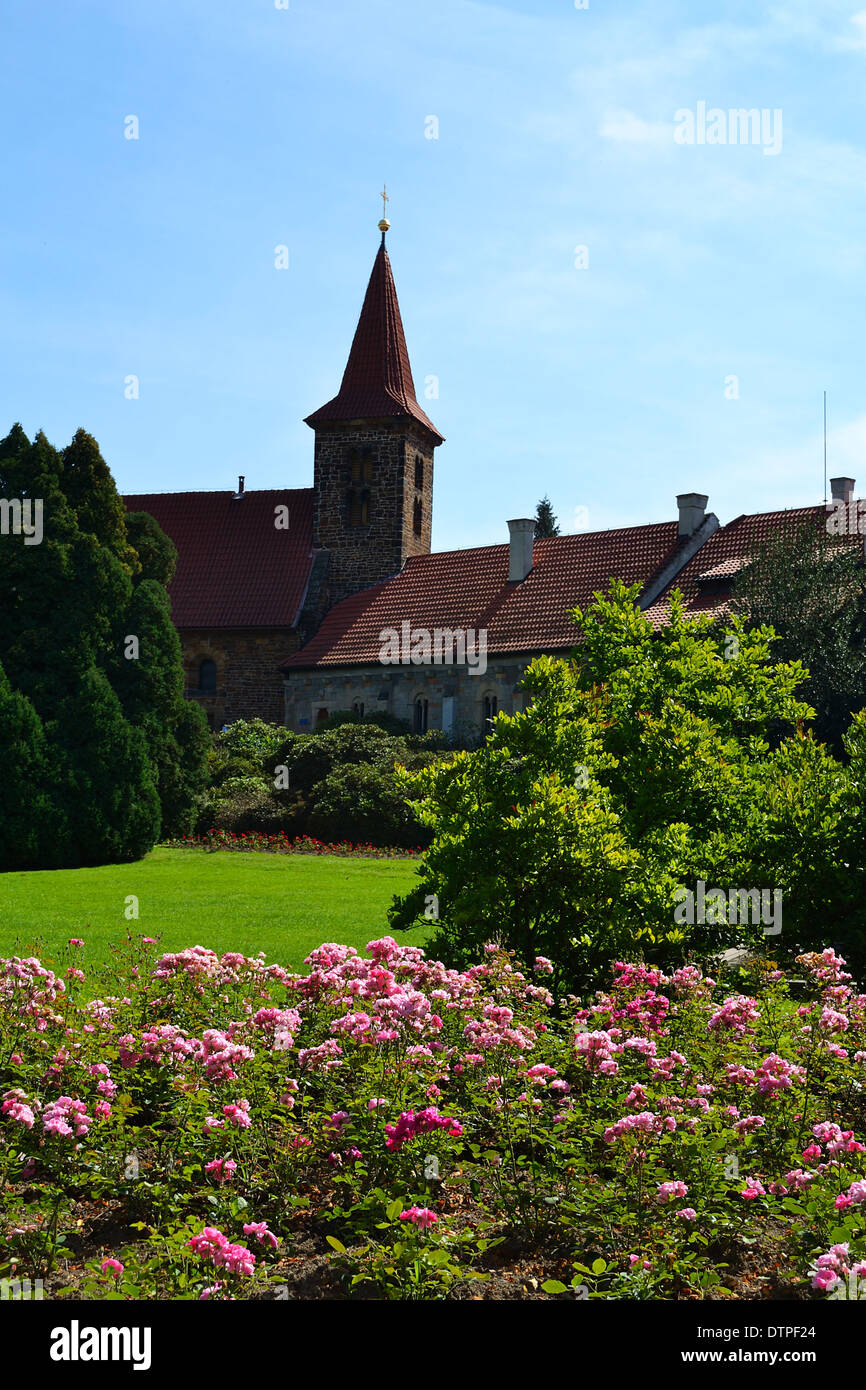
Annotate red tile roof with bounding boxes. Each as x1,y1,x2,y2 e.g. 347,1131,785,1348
304,237,443,443
644,503,861,626
281,522,689,669
123,488,314,629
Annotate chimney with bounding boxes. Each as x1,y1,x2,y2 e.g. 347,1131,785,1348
507,518,535,582
232,475,245,501
677,492,708,538
830,477,855,504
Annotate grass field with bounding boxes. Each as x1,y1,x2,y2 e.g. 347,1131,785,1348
0,848,427,969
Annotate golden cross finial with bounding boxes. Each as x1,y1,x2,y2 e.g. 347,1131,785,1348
378,184,391,235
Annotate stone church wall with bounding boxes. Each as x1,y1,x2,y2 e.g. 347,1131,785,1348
181,627,300,728
282,656,538,743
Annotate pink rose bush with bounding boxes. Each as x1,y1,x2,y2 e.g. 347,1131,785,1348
3,938,866,1299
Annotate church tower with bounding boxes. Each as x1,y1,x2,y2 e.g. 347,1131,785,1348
305,212,443,611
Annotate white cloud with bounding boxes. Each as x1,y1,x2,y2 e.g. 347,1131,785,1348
599,109,672,145
834,9,866,49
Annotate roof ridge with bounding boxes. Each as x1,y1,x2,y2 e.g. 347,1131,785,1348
124,486,314,498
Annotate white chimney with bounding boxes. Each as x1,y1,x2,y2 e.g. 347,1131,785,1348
677,492,708,538
830,477,855,504
507,518,535,582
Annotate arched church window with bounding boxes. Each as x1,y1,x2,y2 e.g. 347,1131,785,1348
414,454,424,490
413,499,423,536
413,697,429,734
483,693,497,733
352,700,364,718
198,659,217,694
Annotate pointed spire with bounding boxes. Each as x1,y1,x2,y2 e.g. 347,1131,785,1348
305,228,443,443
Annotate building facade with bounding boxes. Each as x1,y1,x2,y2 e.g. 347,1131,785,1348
124,222,862,736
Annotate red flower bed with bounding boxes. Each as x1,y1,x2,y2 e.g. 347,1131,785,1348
161,830,422,859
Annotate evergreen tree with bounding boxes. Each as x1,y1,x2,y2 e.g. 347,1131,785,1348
0,422,208,866
0,661,58,870
534,495,560,538
49,669,161,867
125,511,177,586
61,428,137,573
111,578,209,838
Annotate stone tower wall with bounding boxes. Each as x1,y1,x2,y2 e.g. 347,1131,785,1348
312,418,437,609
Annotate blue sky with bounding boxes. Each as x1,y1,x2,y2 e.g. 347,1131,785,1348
1,0,865,551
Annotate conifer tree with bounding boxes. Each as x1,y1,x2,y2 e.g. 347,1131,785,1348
0,662,58,870
534,496,560,538
0,422,207,864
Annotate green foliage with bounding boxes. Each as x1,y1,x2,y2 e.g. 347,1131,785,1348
198,719,445,846
266,723,444,847
389,580,860,989
534,495,560,539
732,518,866,753
124,511,177,586
50,669,161,867
0,423,207,866
320,708,416,736
211,718,288,764
0,661,57,870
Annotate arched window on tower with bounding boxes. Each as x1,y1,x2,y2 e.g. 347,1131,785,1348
198,659,217,694
414,454,424,490
413,499,423,536
349,449,374,485
413,696,429,734
348,490,371,526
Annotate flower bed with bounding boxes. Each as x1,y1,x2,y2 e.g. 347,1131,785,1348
161,831,422,858
2,938,866,1300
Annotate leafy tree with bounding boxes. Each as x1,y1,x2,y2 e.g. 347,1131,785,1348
534,495,560,539
389,582,856,993
731,518,866,754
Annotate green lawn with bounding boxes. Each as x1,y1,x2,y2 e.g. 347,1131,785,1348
0,848,427,970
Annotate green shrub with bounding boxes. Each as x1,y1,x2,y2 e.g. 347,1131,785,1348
195,719,445,846
389,581,862,992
